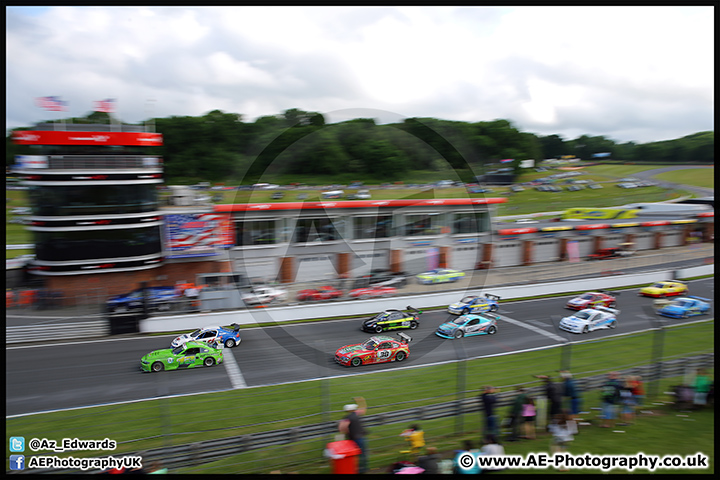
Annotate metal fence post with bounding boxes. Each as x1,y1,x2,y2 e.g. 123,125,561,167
452,336,468,435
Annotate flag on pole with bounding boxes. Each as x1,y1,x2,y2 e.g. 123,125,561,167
94,98,116,113
36,96,68,111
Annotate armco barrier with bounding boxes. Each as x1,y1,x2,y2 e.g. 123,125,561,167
18,353,713,474
140,270,678,333
6,320,108,344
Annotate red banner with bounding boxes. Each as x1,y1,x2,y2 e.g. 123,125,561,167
12,130,163,146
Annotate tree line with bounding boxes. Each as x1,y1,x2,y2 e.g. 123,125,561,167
6,108,714,183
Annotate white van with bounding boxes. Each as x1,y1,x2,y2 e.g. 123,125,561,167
321,190,344,199
622,202,711,215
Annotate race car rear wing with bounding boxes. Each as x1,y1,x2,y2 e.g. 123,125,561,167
595,306,620,315
483,294,501,301
398,332,412,344
230,323,240,332
406,305,423,315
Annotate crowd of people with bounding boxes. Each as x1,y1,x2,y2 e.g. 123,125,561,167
329,368,712,474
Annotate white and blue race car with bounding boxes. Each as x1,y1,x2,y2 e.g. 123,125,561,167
656,296,711,319
436,313,499,339
171,324,242,349
558,306,619,334
448,294,500,315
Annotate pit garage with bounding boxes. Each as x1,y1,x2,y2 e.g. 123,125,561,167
533,238,560,263
492,241,523,267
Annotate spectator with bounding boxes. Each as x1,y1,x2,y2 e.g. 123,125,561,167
480,385,499,439
453,440,480,474
521,395,536,439
600,372,622,428
338,397,368,474
560,370,582,419
693,368,712,410
548,413,578,471
400,424,425,456
618,376,635,426
535,375,563,428
417,446,440,475
479,435,506,473
507,387,527,442
629,375,645,412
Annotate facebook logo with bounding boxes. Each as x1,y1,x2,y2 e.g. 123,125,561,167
10,436,25,452
10,455,25,470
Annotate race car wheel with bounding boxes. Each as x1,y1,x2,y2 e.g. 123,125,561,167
409,321,418,330
395,351,406,362
151,362,164,372
609,302,617,308
375,325,384,333
351,357,362,367
582,326,589,334
487,325,497,335
225,339,236,348
454,330,464,339
203,357,215,367
682,313,689,319
462,308,470,315
609,321,617,329
490,305,498,312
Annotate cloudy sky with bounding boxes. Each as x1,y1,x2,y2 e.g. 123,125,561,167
5,6,714,143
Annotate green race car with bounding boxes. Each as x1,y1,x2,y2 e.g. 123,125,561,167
416,268,465,285
141,340,224,372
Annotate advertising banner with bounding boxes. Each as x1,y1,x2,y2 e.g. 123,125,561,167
164,213,235,258
12,130,163,146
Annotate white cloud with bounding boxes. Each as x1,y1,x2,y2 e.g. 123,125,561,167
5,6,714,143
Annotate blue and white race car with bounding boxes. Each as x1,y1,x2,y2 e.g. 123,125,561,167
171,324,242,349
448,294,500,315
656,296,711,319
436,313,499,339
559,306,619,334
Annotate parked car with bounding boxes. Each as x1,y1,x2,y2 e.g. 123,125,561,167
334,333,411,367
241,285,288,305
558,306,619,334
416,268,465,285
435,313,499,339
106,286,178,314
354,269,409,289
171,324,242,349
361,306,422,333
655,296,711,319
566,291,618,310
448,294,500,315
296,285,344,301
349,285,398,299
271,191,285,199
638,281,688,298
141,340,223,372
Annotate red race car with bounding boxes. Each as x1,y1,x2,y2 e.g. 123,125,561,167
349,285,397,299
335,333,411,367
566,290,618,310
296,285,344,301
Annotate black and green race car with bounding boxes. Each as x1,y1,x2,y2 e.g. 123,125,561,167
361,306,422,333
141,340,224,372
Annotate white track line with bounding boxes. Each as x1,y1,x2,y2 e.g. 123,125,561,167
222,347,247,389
497,314,566,342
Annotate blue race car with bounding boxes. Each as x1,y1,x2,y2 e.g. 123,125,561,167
172,324,242,348
436,313,499,339
448,294,500,315
106,286,179,314
657,296,711,319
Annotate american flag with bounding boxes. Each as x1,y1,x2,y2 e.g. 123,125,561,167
36,96,68,111
94,98,116,113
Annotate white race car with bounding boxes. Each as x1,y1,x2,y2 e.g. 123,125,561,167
241,285,288,306
558,306,619,334
171,324,242,348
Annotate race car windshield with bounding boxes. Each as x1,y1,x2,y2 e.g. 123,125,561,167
575,311,591,320
460,296,476,303
171,346,185,355
452,317,469,325
580,294,594,300
190,329,202,337
363,340,377,350
674,300,690,307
